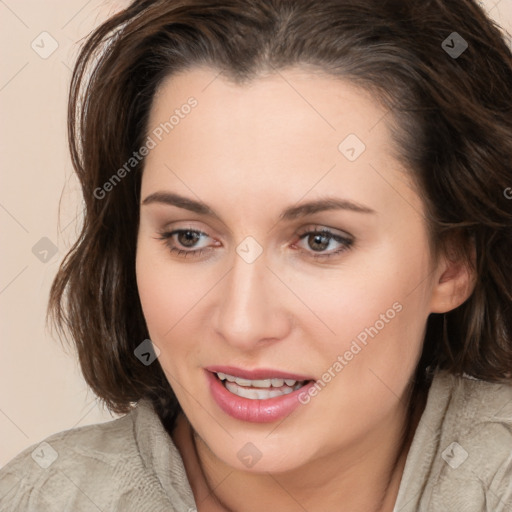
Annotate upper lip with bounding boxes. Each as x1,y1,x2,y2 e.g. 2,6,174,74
205,365,315,381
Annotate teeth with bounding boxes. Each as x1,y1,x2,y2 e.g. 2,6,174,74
216,372,308,399
234,377,253,386
251,379,271,387
225,381,297,399
215,372,300,388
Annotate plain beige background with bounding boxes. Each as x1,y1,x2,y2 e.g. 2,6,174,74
1,0,511,467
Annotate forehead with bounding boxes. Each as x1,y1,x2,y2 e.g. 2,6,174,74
147,66,389,155
142,66,421,223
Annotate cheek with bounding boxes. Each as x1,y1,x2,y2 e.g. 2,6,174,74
136,256,189,384
297,242,431,388
298,279,429,449
135,239,219,373
295,249,427,342
136,241,187,342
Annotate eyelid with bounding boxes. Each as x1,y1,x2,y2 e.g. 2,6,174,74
296,224,353,239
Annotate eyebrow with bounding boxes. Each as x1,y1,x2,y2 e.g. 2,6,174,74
141,191,376,221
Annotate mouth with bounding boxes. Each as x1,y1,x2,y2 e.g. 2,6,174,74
214,371,312,400
205,366,317,423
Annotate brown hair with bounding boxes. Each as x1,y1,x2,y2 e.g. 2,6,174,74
47,0,512,430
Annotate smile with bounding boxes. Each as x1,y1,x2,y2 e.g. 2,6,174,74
216,371,308,399
205,367,316,422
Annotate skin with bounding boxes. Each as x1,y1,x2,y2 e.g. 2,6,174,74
135,66,475,512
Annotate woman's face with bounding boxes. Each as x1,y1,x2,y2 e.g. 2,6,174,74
136,66,442,473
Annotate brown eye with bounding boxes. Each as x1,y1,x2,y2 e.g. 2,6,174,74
176,230,202,247
295,227,354,260
154,229,213,258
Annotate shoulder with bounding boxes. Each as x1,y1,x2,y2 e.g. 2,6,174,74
432,370,512,459
0,400,188,511
0,409,136,511
398,370,512,512
433,372,512,507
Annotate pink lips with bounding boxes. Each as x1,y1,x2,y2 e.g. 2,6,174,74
205,366,316,423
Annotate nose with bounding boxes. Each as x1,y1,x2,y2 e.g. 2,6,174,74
213,247,293,351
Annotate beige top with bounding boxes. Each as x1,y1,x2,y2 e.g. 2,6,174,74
1,369,511,511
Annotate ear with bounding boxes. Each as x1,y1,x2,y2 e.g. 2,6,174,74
429,236,477,314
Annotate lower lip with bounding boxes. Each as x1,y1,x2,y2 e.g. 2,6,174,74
206,371,315,423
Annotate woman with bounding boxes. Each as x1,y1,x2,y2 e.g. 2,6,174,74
1,0,511,510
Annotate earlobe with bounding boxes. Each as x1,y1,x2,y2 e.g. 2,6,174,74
429,238,477,314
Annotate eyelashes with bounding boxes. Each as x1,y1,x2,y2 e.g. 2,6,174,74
154,226,354,261
154,229,214,259
293,227,353,260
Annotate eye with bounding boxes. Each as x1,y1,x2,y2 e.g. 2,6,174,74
154,225,354,261
293,226,354,260
154,228,216,258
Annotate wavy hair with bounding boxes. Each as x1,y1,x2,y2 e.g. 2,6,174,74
47,0,512,431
